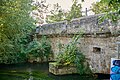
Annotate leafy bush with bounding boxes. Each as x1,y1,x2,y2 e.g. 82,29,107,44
0,0,35,64
25,36,52,60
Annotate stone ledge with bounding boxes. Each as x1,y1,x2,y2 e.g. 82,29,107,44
38,14,120,36
49,62,77,75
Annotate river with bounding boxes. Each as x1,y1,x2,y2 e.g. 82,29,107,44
0,62,109,80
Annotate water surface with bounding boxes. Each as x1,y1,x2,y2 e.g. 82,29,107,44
0,62,109,80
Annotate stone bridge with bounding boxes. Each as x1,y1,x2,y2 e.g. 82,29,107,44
37,14,120,74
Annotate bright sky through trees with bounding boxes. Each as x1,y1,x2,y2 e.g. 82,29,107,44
46,0,97,14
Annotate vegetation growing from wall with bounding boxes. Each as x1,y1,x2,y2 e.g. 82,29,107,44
56,34,92,75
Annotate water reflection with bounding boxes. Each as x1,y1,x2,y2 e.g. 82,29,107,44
0,62,108,80
28,68,33,80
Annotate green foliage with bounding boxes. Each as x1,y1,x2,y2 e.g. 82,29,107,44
91,2,111,14
56,35,81,65
0,0,35,64
75,54,92,75
56,33,92,74
25,36,52,60
46,10,65,23
0,0,52,64
92,0,120,14
46,3,66,23
46,0,82,23
91,0,120,22
66,0,82,20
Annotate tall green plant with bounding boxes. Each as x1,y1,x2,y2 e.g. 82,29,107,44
56,34,82,65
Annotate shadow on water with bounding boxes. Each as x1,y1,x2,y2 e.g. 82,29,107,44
0,62,109,80
95,73,110,80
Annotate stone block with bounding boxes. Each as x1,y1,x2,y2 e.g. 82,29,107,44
49,62,77,75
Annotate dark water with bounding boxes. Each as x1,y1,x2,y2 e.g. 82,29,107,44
0,62,109,80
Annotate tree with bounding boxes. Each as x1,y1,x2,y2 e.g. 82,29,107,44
91,2,111,14
31,0,49,25
66,0,82,20
46,0,82,23
0,0,35,64
91,0,120,21
46,3,67,23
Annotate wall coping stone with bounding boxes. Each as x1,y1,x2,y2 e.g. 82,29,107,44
37,14,120,37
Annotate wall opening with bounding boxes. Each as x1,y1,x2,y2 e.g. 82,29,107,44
93,47,101,53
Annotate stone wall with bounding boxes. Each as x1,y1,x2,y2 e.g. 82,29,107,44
37,14,120,74
49,63,77,75
39,14,120,35
79,36,120,73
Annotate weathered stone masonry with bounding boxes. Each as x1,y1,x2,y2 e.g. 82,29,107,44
37,14,120,74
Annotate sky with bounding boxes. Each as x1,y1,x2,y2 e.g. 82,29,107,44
46,0,73,11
